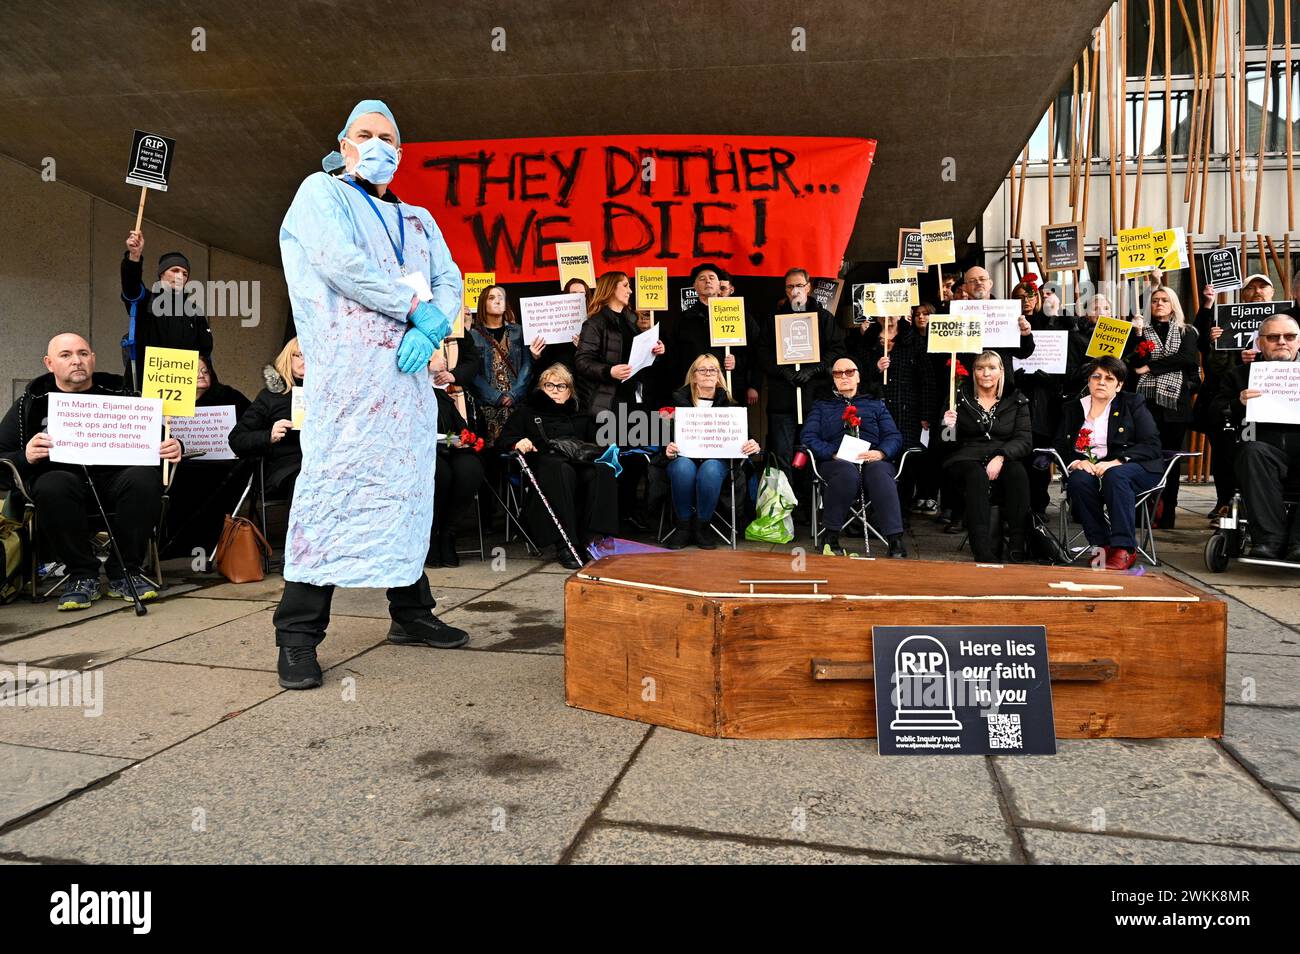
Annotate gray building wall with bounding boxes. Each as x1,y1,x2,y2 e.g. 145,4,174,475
1,154,288,407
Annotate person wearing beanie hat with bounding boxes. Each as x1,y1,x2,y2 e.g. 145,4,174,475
658,262,761,412
270,98,467,691
121,232,212,393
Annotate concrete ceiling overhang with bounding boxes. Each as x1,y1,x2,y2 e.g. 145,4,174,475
0,0,1111,269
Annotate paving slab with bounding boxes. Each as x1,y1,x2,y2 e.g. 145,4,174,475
0,742,130,828
1226,652,1300,708
442,570,567,655
603,730,1014,863
422,557,540,589
196,575,286,602
1218,586,1300,627
0,597,272,670
135,608,390,673
1218,593,1300,657
0,582,201,644
568,825,941,864
1221,706,1300,792
0,658,279,760
0,649,646,863
993,739,1300,851
328,583,484,619
1020,828,1298,864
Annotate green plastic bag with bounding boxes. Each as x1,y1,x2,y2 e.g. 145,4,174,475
744,463,798,544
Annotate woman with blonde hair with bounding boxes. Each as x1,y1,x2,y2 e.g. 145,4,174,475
662,353,760,549
229,337,306,501
1128,285,1198,527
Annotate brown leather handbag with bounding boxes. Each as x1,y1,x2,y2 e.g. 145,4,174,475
213,515,271,583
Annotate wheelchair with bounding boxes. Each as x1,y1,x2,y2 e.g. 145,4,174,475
1204,488,1300,572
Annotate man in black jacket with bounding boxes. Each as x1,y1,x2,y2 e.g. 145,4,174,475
658,263,760,407
1215,315,1300,560
121,231,213,393
0,334,182,609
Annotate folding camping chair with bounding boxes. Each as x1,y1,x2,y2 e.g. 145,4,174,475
656,458,745,550
803,446,923,554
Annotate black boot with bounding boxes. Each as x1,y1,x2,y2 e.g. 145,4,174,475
887,533,908,558
666,515,690,550
693,516,717,550
1007,530,1028,564
555,542,583,570
278,645,323,690
439,528,459,567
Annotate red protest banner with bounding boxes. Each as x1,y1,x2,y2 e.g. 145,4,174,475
390,134,876,282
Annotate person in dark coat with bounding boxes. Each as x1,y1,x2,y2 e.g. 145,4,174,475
0,333,181,609
158,355,252,558
427,332,485,567
574,271,665,530
658,263,761,409
952,265,1037,372
1055,356,1165,570
527,277,590,375
941,351,1032,563
1127,287,1199,528
661,353,762,549
498,364,619,570
799,356,906,557
121,233,213,394
907,301,946,515
228,339,303,503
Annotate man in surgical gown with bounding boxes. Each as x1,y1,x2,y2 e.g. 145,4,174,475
272,100,467,690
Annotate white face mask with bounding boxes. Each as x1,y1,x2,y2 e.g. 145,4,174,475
342,136,399,184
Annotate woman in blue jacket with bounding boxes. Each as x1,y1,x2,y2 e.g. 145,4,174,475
469,284,533,444
800,356,906,556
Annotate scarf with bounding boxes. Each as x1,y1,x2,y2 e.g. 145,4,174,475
1137,321,1183,411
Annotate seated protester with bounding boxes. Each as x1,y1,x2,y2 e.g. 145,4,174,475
121,233,213,394
575,271,666,530
1012,275,1074,520
0,334,181,609
498,364,618,570
662,353,762,550
426,347,486,568
761,267,846,476
1054,356,1164,570
854,312,935,514
1193,274,1273,520
469,284,532,445
799,357,907,558
158,355,252,558
228,338,304,502
1214,315,1300,561
940,350,1032,563
1127,286,1198,529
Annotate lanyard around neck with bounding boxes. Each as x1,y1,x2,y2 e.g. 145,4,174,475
345,178,405,273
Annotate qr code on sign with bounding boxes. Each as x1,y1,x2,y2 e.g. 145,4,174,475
987,713,1023,749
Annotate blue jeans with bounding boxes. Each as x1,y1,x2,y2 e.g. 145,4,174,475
668,457,728,521
1068,462,1161,549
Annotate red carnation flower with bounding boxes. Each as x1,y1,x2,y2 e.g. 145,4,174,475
1023,272,1040,289
460,428,472,443
474,438,485,452
1075,427,1093,453
842,405,860,423
658,406,675,418
1135,340,1155,359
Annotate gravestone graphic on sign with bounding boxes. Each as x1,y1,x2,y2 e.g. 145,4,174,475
889,635,963,730
1205,247,1243,292
780,314,815,362
125,130,175,192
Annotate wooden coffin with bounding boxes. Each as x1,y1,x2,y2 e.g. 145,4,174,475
563,552,1226,739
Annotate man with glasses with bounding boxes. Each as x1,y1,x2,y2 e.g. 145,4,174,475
1216,315,1300,561
659,263,760,409
759,267,846,491
954,265,1035,374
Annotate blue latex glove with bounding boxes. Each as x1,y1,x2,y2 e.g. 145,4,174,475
410,301,451,346
396,326,435,374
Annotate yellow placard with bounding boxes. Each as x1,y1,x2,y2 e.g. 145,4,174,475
141,346,198,418
463,272,495,312
859,283,882,319
1085,316,1135,358
921,218,956,266
291,386,306,430
1152,228,1186,271
449,307,465,340
1117,227,1155,275
556,241,596,289
635,267,669,311
708,297,747,346
888,267,919,306
926,316,983,354
879,281,912,317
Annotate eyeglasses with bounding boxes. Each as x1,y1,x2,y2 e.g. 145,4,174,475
785,282,809,290
1088,373,1118,383
1261,332,1299,343
542,382,571,392
694,368,720,376
831,369,858,378
965,277,991,286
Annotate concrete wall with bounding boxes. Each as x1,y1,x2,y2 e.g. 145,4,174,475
0,154,288,406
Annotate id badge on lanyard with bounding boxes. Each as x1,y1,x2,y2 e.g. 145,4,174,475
346,178,426,293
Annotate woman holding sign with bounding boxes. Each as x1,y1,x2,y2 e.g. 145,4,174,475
469,285,532,445
1128,287,1198,528
662,354,761,550
229,338,305,503
940,351,1032,563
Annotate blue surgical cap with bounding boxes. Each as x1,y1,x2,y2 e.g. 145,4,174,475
322,99,401,173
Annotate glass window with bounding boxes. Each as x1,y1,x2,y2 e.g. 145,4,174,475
1243,60,1300,151
1127,0,1211,77
1026,88,1101,162
1245,0,1300,48
1124,89,1197,157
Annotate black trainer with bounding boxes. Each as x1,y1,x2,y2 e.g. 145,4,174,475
278,645,323,690
388,614,470,649
887,533,908,558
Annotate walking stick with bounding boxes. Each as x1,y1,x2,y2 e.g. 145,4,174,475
514,451,585,567
81,465,147,616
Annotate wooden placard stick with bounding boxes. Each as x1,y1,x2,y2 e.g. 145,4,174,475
1224,0,1239,233
1177,0,1202,205
949,353,957,413
162,420,171,486
1119,0,1128,228
1132,0,1157,225
133,186,148,235
795,363,804,423
882,319,892,387
1082,36,1100,235
724,345,732,395
1198,0,1219,235
1288,0,1296,232
1254,0,1274,231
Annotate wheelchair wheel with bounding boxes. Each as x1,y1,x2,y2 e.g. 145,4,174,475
1204,532,1230,573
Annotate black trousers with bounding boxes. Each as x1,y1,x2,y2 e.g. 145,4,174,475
432,450,485,538
31,466,161,577
949,459,1030,561
525,454,619,547
1027,432,1054,515
1148,405,1186,525
616,451,648,522
1208,427,1238,507
768,410,813,514
1235,440,1300,547
273,575,437,648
